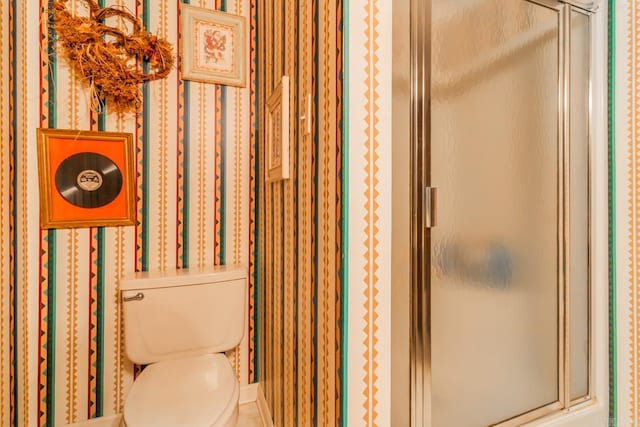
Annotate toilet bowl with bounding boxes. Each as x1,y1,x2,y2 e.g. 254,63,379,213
120,266,246,427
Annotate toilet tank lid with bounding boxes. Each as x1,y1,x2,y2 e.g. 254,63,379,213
120,265,246,291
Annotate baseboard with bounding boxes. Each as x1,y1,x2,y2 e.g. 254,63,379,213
64,414,122,427
240,382,260,404
256,383,274,427
241,382,273,427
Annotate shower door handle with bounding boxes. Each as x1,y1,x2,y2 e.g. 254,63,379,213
424,187,437,228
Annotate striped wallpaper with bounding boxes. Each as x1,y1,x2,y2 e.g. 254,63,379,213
345,0,392,425
257,0,348,425
0,0,394,425
616,1,640,426
0,0,257,425
256,0,391,425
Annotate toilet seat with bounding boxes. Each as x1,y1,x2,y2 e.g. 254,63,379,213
123,354,239,427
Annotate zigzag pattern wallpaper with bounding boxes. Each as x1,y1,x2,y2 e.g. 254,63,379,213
257,0,346,425
0,0,394,425
0,0,257,425
616,1,640,426
345,0,392,425
256,0,392,425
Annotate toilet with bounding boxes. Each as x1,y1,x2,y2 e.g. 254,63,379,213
120,265,246,427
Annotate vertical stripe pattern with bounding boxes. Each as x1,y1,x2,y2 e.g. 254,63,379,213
361,1,380,423
18,0,30,423
4,0,258,425
8,0,17,422
346,0,391,424
248,0,259,384
296,0,313,422
608,0,617,420
258,0,345,425
629,1,640,422
0,0,11,423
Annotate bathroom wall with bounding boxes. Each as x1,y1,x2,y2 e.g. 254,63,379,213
615,2,640,426
257,0,346,425
0,0,257,425
256,0,393,425
344,1,393,425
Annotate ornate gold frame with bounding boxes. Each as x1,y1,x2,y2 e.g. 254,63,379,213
266,76,290,182
36,128,136,229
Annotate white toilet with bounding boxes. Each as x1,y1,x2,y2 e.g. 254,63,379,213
120,265,246,427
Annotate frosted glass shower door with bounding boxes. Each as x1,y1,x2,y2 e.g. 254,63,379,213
430,0,570,425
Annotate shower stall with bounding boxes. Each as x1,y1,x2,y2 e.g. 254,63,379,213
393,1,610,425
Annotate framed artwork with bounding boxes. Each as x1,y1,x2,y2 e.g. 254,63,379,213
180,4,247,87
36,128,136,229
266,76,290,182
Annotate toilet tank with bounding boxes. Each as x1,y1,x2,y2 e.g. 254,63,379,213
121,265,246,365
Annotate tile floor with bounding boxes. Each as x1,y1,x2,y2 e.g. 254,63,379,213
65,402,266,427
237,402,265,426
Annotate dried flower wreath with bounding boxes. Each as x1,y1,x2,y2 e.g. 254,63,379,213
51,0,175,113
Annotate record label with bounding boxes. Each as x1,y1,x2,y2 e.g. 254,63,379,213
76,170,103,191
55,152,123,208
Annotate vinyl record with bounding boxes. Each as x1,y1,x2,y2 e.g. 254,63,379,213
55,152,123,208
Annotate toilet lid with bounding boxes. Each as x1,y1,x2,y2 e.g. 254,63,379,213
123,354,238,427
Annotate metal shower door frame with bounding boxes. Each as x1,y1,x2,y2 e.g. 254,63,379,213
409,1,596,425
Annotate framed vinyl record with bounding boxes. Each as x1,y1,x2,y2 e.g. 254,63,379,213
37,128,135,229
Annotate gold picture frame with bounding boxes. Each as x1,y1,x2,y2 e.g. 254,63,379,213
37,128,136,229
266,76,290,182
180,4,247,87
